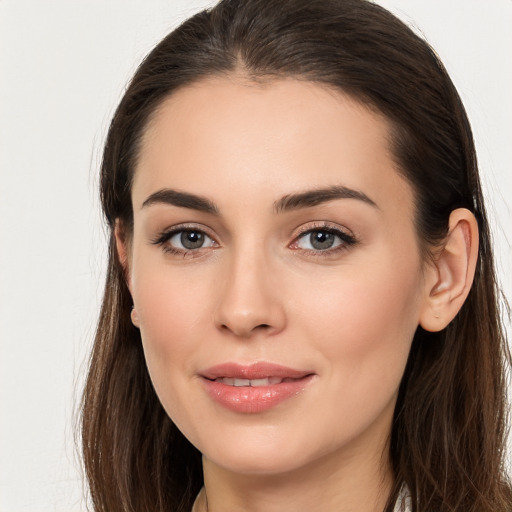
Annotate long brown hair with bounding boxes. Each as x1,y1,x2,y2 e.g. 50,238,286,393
81,1,512,510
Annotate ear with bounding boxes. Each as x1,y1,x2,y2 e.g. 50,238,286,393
419,208,479,332
114,219,131,288
114,220,140,328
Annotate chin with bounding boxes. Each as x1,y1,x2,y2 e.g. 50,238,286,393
199,429,321,476
208,450,303,476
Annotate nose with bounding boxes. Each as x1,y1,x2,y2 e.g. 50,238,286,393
214,249,286,338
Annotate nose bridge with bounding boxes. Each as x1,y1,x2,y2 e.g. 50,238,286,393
214,241,286,338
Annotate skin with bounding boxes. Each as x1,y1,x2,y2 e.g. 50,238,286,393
117,76,478,512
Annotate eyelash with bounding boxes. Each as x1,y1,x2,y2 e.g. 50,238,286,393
290,223,358,257
151,223,358,258
151,224,217,257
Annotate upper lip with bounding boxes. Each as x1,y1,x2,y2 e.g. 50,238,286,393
200,362,313,380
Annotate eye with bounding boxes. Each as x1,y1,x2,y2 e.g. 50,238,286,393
297,230,340,250
151,226,217,255
291,226,357,254
169,230,213,250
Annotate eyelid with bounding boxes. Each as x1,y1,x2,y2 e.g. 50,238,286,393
150,223,220,253
289,221,358,253
151,221,216,238
291,221,355,240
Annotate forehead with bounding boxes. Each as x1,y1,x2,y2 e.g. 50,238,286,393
133,76,414,218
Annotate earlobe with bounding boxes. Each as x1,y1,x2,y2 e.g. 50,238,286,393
419,208,479,332
131,306,140,328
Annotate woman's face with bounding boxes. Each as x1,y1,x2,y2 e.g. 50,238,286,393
124,77,432,476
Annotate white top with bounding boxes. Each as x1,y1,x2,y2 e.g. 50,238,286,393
393,484,412,512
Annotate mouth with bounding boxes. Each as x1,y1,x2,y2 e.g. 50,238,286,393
200,362,315,413
210,376,301,387
201,361,313,381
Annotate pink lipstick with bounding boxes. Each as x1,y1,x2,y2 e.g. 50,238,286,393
200,362,315,413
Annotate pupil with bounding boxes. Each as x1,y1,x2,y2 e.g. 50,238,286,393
181,231,204,249
310,231,334,250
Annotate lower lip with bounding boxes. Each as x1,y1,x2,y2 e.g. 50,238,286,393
201,375,315,413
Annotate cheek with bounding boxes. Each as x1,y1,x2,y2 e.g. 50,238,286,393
291,257,423,387
132,261,215,395
285,266,422,448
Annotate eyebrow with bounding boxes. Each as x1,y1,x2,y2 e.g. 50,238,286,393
141,189,219,214
140,184,378,215
273,185,378,213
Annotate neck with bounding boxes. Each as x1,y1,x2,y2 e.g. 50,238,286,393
199,428,393,512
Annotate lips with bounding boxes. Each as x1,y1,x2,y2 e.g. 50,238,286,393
200,362,315,413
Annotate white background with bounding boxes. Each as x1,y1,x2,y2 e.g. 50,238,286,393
0,1,510,510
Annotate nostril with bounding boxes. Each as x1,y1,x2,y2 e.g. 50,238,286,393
219,322,272,337
250,323,271,332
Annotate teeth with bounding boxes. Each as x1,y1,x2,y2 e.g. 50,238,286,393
250,378,272,387
215,377,286,386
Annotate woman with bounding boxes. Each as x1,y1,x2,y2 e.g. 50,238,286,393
81,0,512,510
